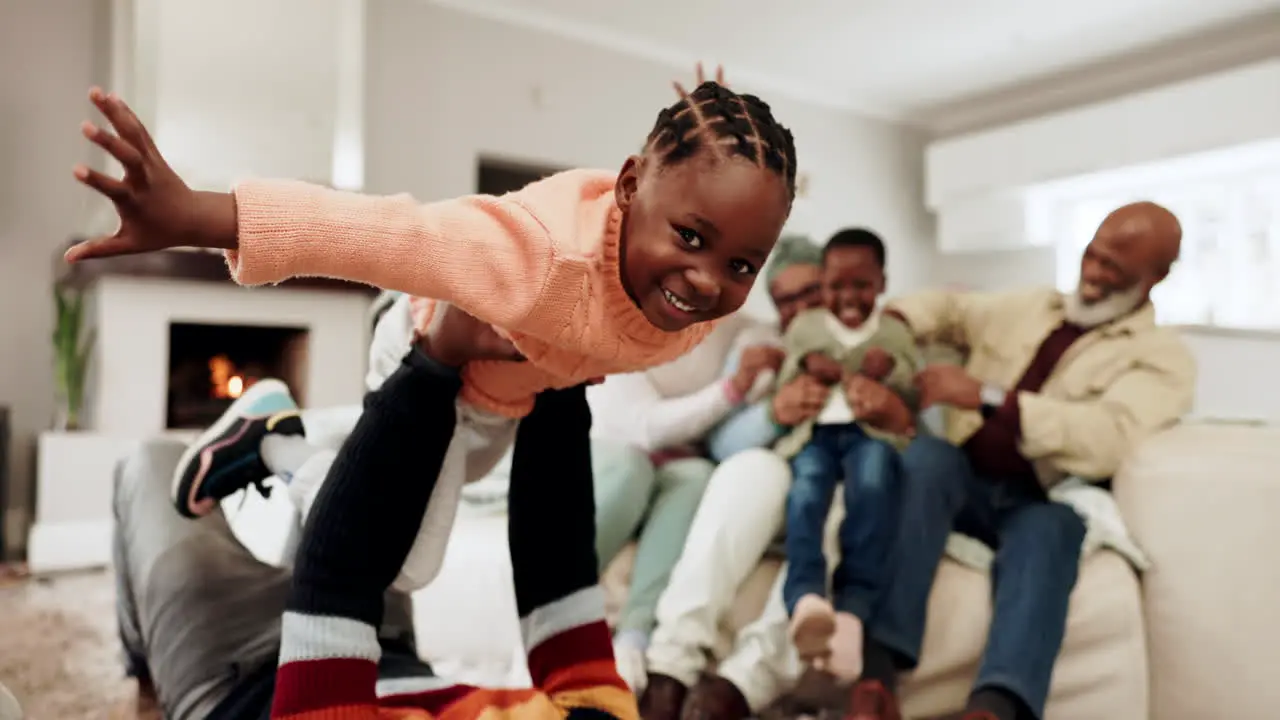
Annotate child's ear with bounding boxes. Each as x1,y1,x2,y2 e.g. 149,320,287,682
615,155,643,211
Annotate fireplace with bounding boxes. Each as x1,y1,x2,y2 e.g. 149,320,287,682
27,269,370,573
167,322,309,429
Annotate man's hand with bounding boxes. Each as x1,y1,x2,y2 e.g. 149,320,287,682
771,374,828,427
673,62,726,97
859,347,896,381
729,344,786,398
914,364,982,410
802,352,844,386
844,375,914,435
416,303,525,367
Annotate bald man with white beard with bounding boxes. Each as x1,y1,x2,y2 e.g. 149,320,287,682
820,202,1195,720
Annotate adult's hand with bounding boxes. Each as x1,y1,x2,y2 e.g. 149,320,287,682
845,375,914,435
673,62,726,97
914,364,982,410
771,374,827,427
802,352,844,386
729,344,786,398
417,303,525,367
859,347,896,381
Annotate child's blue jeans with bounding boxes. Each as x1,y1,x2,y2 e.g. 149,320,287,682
783,423,902,621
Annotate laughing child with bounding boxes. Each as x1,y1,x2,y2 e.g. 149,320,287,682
771,228,920,677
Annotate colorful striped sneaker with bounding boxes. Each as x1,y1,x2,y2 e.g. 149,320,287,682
171,378,303,518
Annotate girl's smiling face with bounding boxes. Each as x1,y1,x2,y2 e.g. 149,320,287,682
614,152,790,332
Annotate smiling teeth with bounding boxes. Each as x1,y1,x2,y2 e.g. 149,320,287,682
663,289,695,313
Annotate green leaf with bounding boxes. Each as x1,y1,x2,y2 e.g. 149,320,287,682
51,282,94,419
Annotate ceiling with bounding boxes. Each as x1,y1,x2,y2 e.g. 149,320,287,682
427,0,1280,132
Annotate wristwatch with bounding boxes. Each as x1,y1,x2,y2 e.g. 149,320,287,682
979,384,1007,419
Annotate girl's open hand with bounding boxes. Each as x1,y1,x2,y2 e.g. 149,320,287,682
66,88,236,263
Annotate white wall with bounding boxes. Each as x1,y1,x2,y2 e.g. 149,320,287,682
932,246,1057,291
0,0,108,557
1180,328,1280,424
925,59,1280,254
362,0,937,319
927,59,1280,208
114,0,366,192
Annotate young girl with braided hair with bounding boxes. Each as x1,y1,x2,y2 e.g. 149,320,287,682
67,78,799,592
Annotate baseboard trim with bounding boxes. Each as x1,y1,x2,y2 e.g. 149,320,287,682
27,519,114,574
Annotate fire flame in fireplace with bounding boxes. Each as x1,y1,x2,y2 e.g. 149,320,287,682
209,354,246,399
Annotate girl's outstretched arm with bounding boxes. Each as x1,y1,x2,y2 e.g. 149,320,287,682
229,179,556,330
68,88,574,332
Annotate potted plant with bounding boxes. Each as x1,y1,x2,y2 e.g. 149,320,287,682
52,281,94,431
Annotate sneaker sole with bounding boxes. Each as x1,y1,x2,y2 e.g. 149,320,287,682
171,378,293,518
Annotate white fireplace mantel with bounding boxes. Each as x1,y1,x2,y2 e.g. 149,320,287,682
28,274,371,573
90,275,369,436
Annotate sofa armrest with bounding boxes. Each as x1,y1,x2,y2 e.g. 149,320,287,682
1113,423,1280,720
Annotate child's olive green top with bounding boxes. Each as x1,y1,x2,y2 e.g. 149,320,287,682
771,309,921,458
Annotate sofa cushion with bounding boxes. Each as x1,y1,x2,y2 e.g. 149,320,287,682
901,550,1147,719
1116,423,1280,720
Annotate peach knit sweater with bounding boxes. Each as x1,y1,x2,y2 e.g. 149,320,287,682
226,169,712,417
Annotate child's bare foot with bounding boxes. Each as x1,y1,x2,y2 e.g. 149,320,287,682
790,594,837,665
827,611,864,681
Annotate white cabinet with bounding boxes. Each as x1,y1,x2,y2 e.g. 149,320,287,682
27,432,136,573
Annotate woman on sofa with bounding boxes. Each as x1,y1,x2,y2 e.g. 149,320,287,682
587,309,780,691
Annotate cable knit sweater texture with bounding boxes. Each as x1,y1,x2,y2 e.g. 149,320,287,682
226,169,713,418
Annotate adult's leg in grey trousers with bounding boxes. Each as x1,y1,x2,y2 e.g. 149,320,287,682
113,438,417,720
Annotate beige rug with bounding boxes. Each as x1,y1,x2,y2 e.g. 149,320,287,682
0,569,136,719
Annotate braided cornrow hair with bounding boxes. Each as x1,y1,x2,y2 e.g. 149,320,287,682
645,81,798,202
